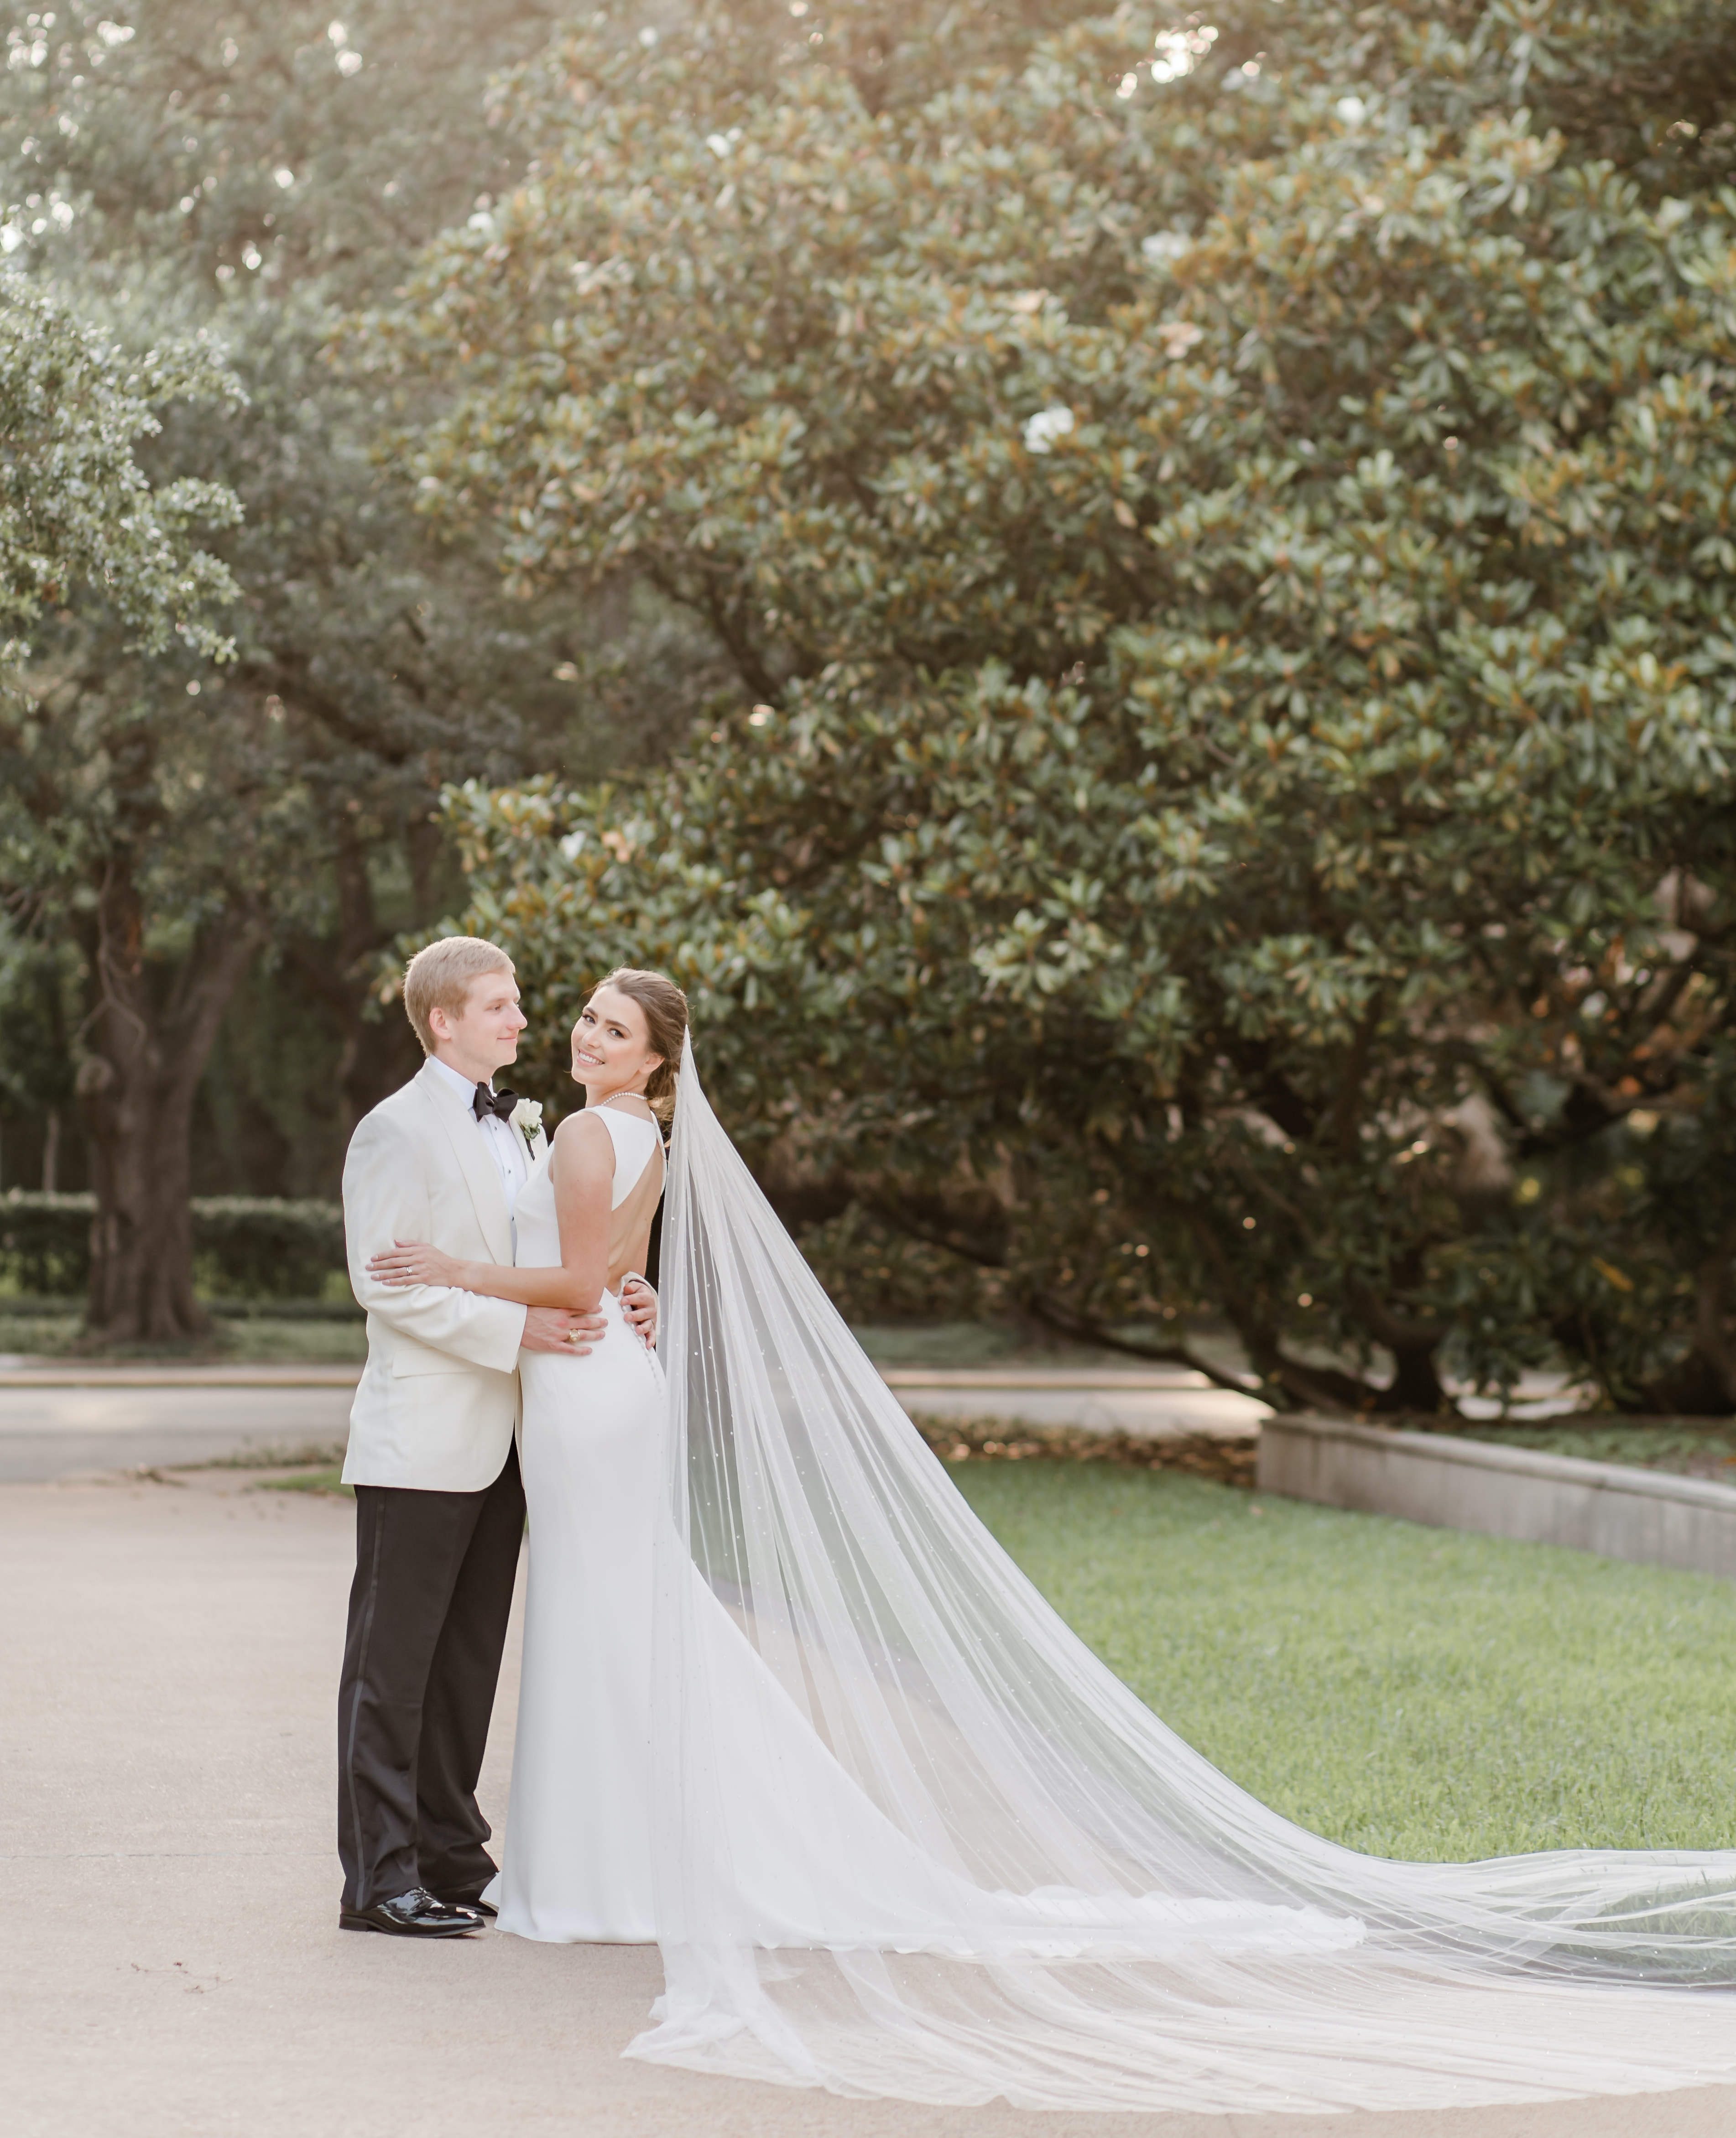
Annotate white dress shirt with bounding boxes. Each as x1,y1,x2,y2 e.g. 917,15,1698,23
426,1053,531,1240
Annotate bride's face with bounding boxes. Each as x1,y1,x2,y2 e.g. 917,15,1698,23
572,986,662,1101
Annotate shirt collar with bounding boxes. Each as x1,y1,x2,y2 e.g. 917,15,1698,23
427,1054,487,1109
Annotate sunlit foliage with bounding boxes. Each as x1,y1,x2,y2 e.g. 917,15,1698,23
0,267,237,654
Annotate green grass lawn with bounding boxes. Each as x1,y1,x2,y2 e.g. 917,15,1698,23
260,1465,352,1495
0,1310,367,1364
234,1445,1736,1859
206,1318,367,1364
952,1461,1736,1863
1456,1418,1736,1481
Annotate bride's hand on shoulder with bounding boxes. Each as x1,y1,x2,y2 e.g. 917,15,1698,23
368,1239,467,1289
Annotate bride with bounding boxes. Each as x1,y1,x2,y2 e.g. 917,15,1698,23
370,968,1736,2117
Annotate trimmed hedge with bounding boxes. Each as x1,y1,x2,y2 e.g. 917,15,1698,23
0,1191,347,1300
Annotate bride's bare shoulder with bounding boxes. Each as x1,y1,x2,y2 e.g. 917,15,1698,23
553,1110,613,1146
546,1111,616,1198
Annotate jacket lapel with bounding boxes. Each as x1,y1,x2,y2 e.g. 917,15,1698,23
413,1059,513,1266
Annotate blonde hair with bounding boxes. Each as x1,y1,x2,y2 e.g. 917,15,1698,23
403,937,515,1054
591,967,688,1125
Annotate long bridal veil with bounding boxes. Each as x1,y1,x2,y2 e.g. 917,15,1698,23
627,1038,1736,2113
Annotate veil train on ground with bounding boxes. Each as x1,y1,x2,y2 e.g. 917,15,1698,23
626,1037,1736,2114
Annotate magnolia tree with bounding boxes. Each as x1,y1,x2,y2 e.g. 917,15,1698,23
378,0,1736,1412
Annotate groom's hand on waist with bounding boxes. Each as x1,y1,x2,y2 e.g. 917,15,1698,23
522,1306,607,1356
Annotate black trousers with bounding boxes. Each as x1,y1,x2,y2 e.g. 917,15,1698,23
336,1444,525,1910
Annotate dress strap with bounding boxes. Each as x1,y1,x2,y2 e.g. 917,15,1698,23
591,1106,662,1210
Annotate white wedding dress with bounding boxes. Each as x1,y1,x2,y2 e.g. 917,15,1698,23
494,1051,1736,2116
493,1107,664,1941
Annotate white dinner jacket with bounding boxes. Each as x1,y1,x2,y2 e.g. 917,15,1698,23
340,1057,532,1492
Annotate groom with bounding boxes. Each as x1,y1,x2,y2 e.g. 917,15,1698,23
335,934,648,1937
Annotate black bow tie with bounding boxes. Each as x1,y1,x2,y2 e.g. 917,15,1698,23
473,1083,520,1124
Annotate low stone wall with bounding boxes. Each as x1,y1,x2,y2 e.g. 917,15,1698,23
1258,1413,1736,1580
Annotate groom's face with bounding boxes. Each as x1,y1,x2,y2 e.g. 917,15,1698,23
429,970,527,1080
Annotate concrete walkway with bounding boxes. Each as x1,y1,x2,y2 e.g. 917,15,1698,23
0,1380,356,1480
0,1366,1265,1482
879,1366,1267,1439
3,1470,1733,2137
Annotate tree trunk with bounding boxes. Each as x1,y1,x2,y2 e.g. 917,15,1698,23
331,998,422,1140
1172,1202,1370,1414
78,860,261,1345
284,814,423,1143
1638,1212,1736,1416
1380,1341,1449,1416
1346,1279,1450,1416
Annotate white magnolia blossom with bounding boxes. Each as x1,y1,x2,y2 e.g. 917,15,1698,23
1141,230,1192,264
1023,404,1075,454
1152,23,1217,83
1156,319,1205,359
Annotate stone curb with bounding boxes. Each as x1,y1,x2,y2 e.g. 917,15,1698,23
1259,1412,1736,1580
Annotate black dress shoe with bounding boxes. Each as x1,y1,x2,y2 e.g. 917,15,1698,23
339,1887,484,1938
431,1889,497,1919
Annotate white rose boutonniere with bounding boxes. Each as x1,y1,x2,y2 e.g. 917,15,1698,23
511,1097,545,1154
